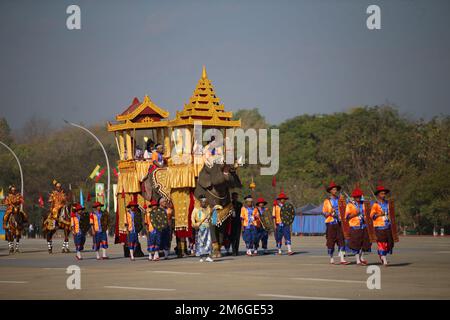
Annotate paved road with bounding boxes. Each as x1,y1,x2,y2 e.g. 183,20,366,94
1,235,449,299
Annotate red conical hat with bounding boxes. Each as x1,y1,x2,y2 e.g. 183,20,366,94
351,186,363,198
277,192,288,200
73,203,84,211
326,180,342,192
92,201,103,208
374,181,390,195
256,197,267,205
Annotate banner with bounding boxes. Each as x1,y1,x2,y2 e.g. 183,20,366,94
95,183,105,210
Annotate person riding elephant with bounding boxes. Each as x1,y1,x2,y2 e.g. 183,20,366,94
194,162,242,257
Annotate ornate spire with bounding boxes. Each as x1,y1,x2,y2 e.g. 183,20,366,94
170,66,240,127
202,65,207,79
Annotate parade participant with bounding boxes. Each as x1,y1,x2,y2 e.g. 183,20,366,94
345,186,371,265
191,195,213,262
253,197,269,255
45,180,69,253
124,201,140,261
149,143,166,173
70,203,86,260
230,192,242,256
90,201,109,260
323,181,349,265
240,195,257,256
370,184,394,266
272,192,294,255
145,199,163,261
159,197,173,260
3,185,26,253
3,185,24,228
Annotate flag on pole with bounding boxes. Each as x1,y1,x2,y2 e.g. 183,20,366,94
89,165,101,180
272,175,276,188
80,188,84,207
95,168,106,182
38,194,44,208
86,192,91,202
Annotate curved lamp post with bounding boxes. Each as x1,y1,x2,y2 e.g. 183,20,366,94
64,120,110,213
0,141,24,211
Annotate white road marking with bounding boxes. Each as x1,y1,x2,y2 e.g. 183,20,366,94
258,294,347,300
0,280,28,284
104,286,175,292
148,271,202,275
291,277,365,284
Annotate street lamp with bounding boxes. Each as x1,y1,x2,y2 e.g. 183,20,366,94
64,120,111,213
0,141,24,211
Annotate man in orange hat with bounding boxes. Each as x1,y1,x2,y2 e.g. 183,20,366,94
273,191,294,255
240,195,257,256
124,201,140,261
71,203,86,260
253,197,269,255
370,184,394,266
323,181,349,265
145,199,162,261
90,201,108,260
345,186,371,265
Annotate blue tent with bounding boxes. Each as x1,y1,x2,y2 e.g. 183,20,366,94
292,204,326,235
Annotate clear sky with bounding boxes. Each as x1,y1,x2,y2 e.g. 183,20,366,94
0,0,449,129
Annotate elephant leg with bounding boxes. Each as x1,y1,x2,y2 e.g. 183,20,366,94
210,226,222,258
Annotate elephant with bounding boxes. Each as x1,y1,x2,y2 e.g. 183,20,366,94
194,162,242,257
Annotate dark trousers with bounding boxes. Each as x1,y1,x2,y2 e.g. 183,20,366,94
230,218,241,255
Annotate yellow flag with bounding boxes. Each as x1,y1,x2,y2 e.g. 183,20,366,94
0,188,4,200
89,165,101,180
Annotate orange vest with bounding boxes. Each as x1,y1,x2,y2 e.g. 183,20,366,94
252,207,265,228
345,202,365,228
323,197,339,224
70,214,81,234
125,211,137,232
90,211,103,233
272,205,282,224
240,206,257,227
370,202,390,228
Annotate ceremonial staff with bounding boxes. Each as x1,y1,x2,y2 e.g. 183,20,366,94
0,141,24,211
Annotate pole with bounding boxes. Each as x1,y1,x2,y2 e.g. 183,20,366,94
64,121,111,214
0,141,24,211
